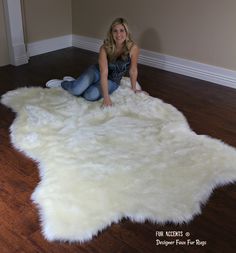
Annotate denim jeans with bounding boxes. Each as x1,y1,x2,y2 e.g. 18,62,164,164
61,65,119,101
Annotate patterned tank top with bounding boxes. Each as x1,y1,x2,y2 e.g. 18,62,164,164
107,55,131,84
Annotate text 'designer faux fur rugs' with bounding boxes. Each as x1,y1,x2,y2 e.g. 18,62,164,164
1,77,236,242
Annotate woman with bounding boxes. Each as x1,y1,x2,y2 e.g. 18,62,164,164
46,17,142,107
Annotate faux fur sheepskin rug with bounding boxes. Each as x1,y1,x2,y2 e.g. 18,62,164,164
1,77,236,243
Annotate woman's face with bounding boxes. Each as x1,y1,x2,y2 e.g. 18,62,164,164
112,24,127,46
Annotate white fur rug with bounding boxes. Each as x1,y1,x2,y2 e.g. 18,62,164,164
1,77,236,242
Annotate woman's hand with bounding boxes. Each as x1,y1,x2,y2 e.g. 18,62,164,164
132,87,142,93
101,96,113,107
132,87,149,95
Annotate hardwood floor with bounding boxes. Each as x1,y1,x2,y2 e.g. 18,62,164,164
0,47,236,253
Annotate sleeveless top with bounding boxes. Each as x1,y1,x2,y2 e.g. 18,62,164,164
96,55,131,85
107,55,131,84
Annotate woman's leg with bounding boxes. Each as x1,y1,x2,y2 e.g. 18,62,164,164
61,65,100,96
83,80,119,101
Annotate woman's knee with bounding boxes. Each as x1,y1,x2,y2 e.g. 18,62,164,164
70,65,99,96
83,86,101,101
85,65,100,80
62,80,85,96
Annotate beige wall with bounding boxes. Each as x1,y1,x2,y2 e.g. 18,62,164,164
1,0,235,71
0,0,10,66
72,0,236,71
23,0,72,43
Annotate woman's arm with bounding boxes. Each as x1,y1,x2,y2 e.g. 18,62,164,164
129,44,140,92
98,46,112,107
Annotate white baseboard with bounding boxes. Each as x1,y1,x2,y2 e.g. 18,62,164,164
11,43,29,66
27,35,72,57
72,34,102,53
26,34,236,89
14,53,29,66
139,49,236,89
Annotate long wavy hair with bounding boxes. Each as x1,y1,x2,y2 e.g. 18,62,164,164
103,17,134,62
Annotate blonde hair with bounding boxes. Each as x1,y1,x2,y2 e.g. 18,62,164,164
103,17,134,62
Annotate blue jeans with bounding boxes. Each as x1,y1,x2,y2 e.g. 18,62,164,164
61,65,119,101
